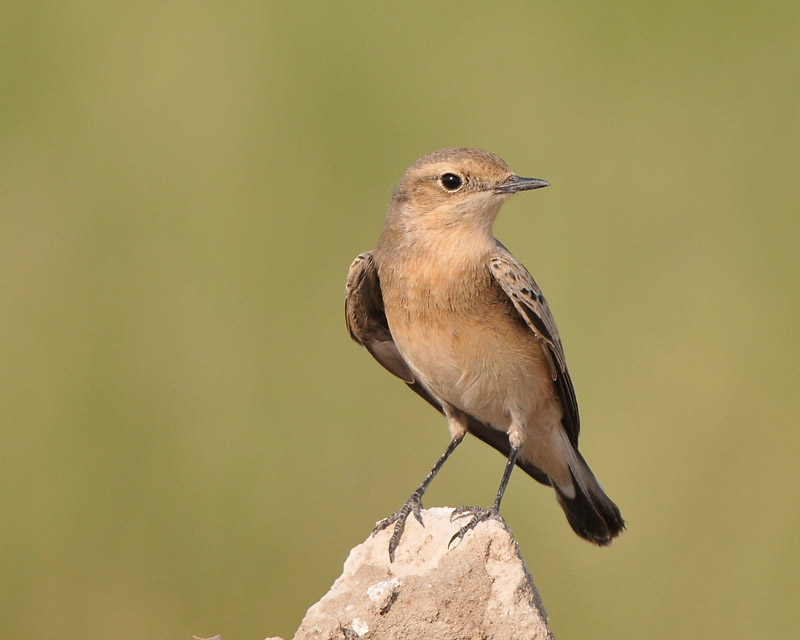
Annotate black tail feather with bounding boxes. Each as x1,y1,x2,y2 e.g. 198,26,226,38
555,436,625,545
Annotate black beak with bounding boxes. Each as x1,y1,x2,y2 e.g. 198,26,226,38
493,175,550,194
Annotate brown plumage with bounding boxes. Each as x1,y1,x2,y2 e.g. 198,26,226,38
346,148,624,560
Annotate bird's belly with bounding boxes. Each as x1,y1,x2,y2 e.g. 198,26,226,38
390,314,555,430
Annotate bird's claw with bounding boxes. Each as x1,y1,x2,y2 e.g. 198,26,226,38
448,506,503,548
373,492,424,562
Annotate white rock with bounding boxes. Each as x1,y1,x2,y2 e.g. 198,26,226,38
292,507,554,639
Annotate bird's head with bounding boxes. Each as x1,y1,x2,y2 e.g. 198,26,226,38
384,148,548,244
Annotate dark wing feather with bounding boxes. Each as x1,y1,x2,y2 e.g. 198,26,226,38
489,248,581,445
345,251,552,486
346,252,415,383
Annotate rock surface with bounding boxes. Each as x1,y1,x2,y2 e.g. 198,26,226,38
293,507,555,639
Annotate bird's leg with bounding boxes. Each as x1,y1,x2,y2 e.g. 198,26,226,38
449,445,521,548
374,434,464,562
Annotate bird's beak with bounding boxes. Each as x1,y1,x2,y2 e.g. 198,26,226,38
493,175,550,194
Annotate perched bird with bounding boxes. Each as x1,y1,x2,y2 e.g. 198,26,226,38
346,148,624,561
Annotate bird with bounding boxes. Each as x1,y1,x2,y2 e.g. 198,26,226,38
345,147,624,561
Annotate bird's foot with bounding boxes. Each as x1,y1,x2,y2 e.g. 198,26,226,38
448,505,505,548
372,491,424,562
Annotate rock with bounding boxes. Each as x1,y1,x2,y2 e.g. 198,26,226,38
293,507,555,639
195,636,284,640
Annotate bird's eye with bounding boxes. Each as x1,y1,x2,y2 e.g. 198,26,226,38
440,173,463,191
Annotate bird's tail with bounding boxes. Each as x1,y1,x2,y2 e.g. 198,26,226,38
553,431,625,545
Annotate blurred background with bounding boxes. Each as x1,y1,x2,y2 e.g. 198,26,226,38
2,2,798,639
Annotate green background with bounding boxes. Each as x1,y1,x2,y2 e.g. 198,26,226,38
2,2,798,639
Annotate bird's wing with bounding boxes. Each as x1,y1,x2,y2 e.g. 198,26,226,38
345,251,552,487
489,247,581,445
346,251,416,383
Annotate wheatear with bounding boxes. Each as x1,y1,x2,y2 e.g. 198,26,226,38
346,148,624,560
